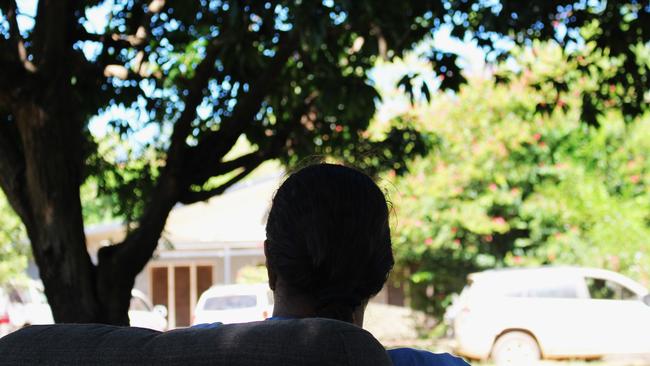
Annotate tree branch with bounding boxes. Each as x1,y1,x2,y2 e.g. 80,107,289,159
179,161,263,205
76,28,135,49
165,38,224,172
87,0,166,80
189,79,313,188
190,150,265,186
31,0,70,73
5,0,36,73
188,33,297,172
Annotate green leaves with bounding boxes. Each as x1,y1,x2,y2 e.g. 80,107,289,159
0,192,28,283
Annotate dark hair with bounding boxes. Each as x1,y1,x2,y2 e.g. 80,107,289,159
265,163,394,323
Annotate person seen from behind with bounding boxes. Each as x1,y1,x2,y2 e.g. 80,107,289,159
265,163,470,366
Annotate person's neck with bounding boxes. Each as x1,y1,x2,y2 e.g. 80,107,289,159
271,289,319,319
271,287,366,327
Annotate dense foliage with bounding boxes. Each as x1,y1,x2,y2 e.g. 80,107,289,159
388,44,650,317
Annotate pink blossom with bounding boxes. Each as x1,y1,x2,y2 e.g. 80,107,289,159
497,143,508,157
424,237,434,246
630,175,641,184
513,256,523,264
484,235,493,242
488,183,498,192
453,239,461,247
492,216,506,226
533,133,542,141
608,255,620,271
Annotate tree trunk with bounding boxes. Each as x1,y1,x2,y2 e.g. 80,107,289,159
15,101,100,323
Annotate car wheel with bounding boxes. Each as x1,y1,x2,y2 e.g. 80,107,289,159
491,331,541,366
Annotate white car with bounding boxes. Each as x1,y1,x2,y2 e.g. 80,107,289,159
1,281,53,328
192,284,274,326
129,289,168,331
452,266,650,365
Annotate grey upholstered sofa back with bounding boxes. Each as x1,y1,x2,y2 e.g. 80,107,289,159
0,318,393,365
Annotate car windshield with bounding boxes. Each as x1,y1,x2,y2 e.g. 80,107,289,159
203,295,257,310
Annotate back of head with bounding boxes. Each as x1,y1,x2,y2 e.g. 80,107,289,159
265,163,394,323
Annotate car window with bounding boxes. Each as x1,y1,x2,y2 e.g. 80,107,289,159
204,295,257,310
527,284,579,298
586,277,637,300
130,296,151,311
505,282,579,299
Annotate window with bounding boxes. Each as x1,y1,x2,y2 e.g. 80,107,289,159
586,278,637,300
528,284,579,299
204,295,257,310
504,280,579,299
506,284,579,299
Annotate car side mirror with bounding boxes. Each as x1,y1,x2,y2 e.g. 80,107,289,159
153,305,168,318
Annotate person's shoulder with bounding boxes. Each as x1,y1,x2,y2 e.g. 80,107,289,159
387,348,471,366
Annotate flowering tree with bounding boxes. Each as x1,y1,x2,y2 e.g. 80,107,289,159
389,44,650,316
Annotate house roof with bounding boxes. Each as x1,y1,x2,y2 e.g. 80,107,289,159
85,173,283,254
163,174,281,245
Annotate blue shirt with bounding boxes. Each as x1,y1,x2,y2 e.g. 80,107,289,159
387,347,470,366
193,319,470,365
